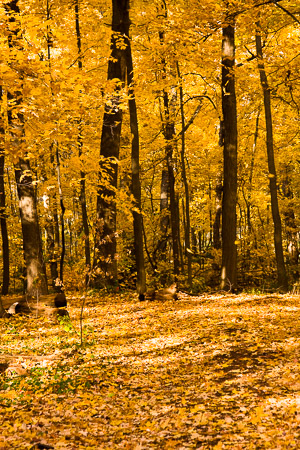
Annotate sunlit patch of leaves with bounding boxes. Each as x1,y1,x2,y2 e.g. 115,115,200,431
0,293,299,448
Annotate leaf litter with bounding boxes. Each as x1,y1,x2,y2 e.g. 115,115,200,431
0,293,299,449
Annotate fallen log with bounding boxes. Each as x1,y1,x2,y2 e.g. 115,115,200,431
1,292,68,319
140,283,178,301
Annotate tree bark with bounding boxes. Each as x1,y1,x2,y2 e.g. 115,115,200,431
220,18,238,291
55,144,65,284
255,25,288,292
92,0,128,288
125,21,147,296
159,31,180,276
213,175,222,252
75,0,91,285
177,62,192,287
6,0,48,296
0,87,9,295
282,166,298,280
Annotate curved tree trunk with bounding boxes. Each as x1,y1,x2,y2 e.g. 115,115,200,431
255,25,288,292
220,18,238,291
75,0,91,285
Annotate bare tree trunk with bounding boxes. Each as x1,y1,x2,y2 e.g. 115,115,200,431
155,168,170,263
55,144,65,284
125,20,147,296
213,173,222,251
14,159,48,296
165,113,180,277
0,153,9,295
6,0,48,296
0,87,9,295
45,5,61,289
93,0,128,288
255,25,288,292
220,17,238,291
160,30,180,276
0,296,5,317
282,165,299,280
177,62,192,287
75,0,91,285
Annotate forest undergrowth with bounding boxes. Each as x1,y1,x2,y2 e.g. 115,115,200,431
0,292,299,449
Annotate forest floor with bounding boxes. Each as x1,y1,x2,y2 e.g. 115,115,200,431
0,292,299,449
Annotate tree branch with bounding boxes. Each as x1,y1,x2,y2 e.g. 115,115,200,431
273,0,300,25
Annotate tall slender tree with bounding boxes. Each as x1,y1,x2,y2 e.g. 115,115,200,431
255,23,288,292
0,87,9,295
93,0,128,287
74,0,91,285
220,12,238,291
177,62,192,288
125,19,147,297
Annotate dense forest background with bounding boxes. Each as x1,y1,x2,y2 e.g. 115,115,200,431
0,0,299,300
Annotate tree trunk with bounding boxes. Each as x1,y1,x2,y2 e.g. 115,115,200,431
125,20,147,296
177,62,192,287
0,152,9,296
75,0,91,285
6,0,48,296
14,159,48,296
220,18,238,291
55,144,65,284
282,166,298,280
213,173,223,252
93,0,128,288
0,87,9,295
161,67,180,277
155,168,170,263
165,118,180,277
255,25,288,292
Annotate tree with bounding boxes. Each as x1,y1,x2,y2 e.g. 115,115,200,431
92,0,129,288
0,86,10,295
74,0,91,285
255,23,288,292
5,0,48,296
220,12,238,291
125,16,147,297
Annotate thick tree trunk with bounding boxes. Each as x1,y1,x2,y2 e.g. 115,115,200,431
255,26,288,292
6,0,48,296
220,19,238,291
75,0,91,285
125,26,147,296
14,160,48,296
92,0,128,288
0,87,9,295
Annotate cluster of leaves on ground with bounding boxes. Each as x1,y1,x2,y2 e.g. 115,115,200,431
0,293,299,449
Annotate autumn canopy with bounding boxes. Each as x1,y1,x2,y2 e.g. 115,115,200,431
0,0,299,305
